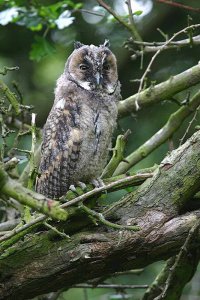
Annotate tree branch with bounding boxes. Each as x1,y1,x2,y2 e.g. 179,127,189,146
0,131,200,299
0,79,21,115
143,257,176,300
115,89,200,175
135,24,200,110
156,0,200,13
96,0,142,42
145,220,200,300
118,63,200,117
128,34,200,59
0,173,152,246
0,66,19,75
157,220,200,300
0,167,68,221
74,283,148,289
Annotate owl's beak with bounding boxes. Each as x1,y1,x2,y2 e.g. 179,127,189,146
95,72,102,87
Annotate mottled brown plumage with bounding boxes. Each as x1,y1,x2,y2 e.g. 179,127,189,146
36,41,121,198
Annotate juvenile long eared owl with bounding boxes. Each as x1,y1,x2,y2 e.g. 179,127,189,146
36,41,121,198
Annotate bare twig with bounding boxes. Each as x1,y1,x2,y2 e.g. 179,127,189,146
0,66,19,75
126,0,135,27
39,291,64,300
129,34,200,59
79,9,105,17
156,0,200,13
96,0,142,41
27,113,37,189
0,214,46,244
6,116,31,131
179,105,200,146
79,204,139,231
73,283,148,289
135,24,200,110
44,222,70,240
129,35,200,47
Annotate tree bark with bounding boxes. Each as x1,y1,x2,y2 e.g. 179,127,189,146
0,131,200,300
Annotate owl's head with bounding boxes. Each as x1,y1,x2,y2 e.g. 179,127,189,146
65,41,118,94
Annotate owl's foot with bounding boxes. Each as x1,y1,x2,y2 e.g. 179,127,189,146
91,178,105,189
77,181,87,191
69,181,87,195
69,184,77,193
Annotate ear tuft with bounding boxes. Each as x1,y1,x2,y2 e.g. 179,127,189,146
103,39,110,47
74,41,84,49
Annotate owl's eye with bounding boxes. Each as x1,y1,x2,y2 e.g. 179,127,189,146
103,64,110,71
80,64,89,70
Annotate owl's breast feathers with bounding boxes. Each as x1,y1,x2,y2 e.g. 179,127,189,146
36,83,119,198
36,97,81,198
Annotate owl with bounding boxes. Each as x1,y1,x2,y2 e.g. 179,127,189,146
36,41,121,198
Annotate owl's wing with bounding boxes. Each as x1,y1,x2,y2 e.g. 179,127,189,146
36,98,81,198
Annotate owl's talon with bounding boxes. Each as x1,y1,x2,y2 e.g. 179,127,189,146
69,184,77,193
91,178,105,189
77,181,87,191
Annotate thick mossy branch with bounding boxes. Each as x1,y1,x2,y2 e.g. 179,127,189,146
114,90,200,175
146,220,200,300
0,167,68,221
0,173,152,247
0,132,200,299
118,63,200,117
142,257,176,300
158,221,200,300
111,131,200,219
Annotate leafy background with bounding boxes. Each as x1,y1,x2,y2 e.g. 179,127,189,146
0,0,200,299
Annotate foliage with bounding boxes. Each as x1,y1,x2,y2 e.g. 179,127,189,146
0,0,83,60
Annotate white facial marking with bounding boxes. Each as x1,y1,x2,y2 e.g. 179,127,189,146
79,81,91,90
107,84,115,94
55,98,65,109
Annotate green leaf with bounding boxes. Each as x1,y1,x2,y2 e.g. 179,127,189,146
29,36,55,62
133,10,143,16
74,3,83,10
29,23,43,31
16,9,43,31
